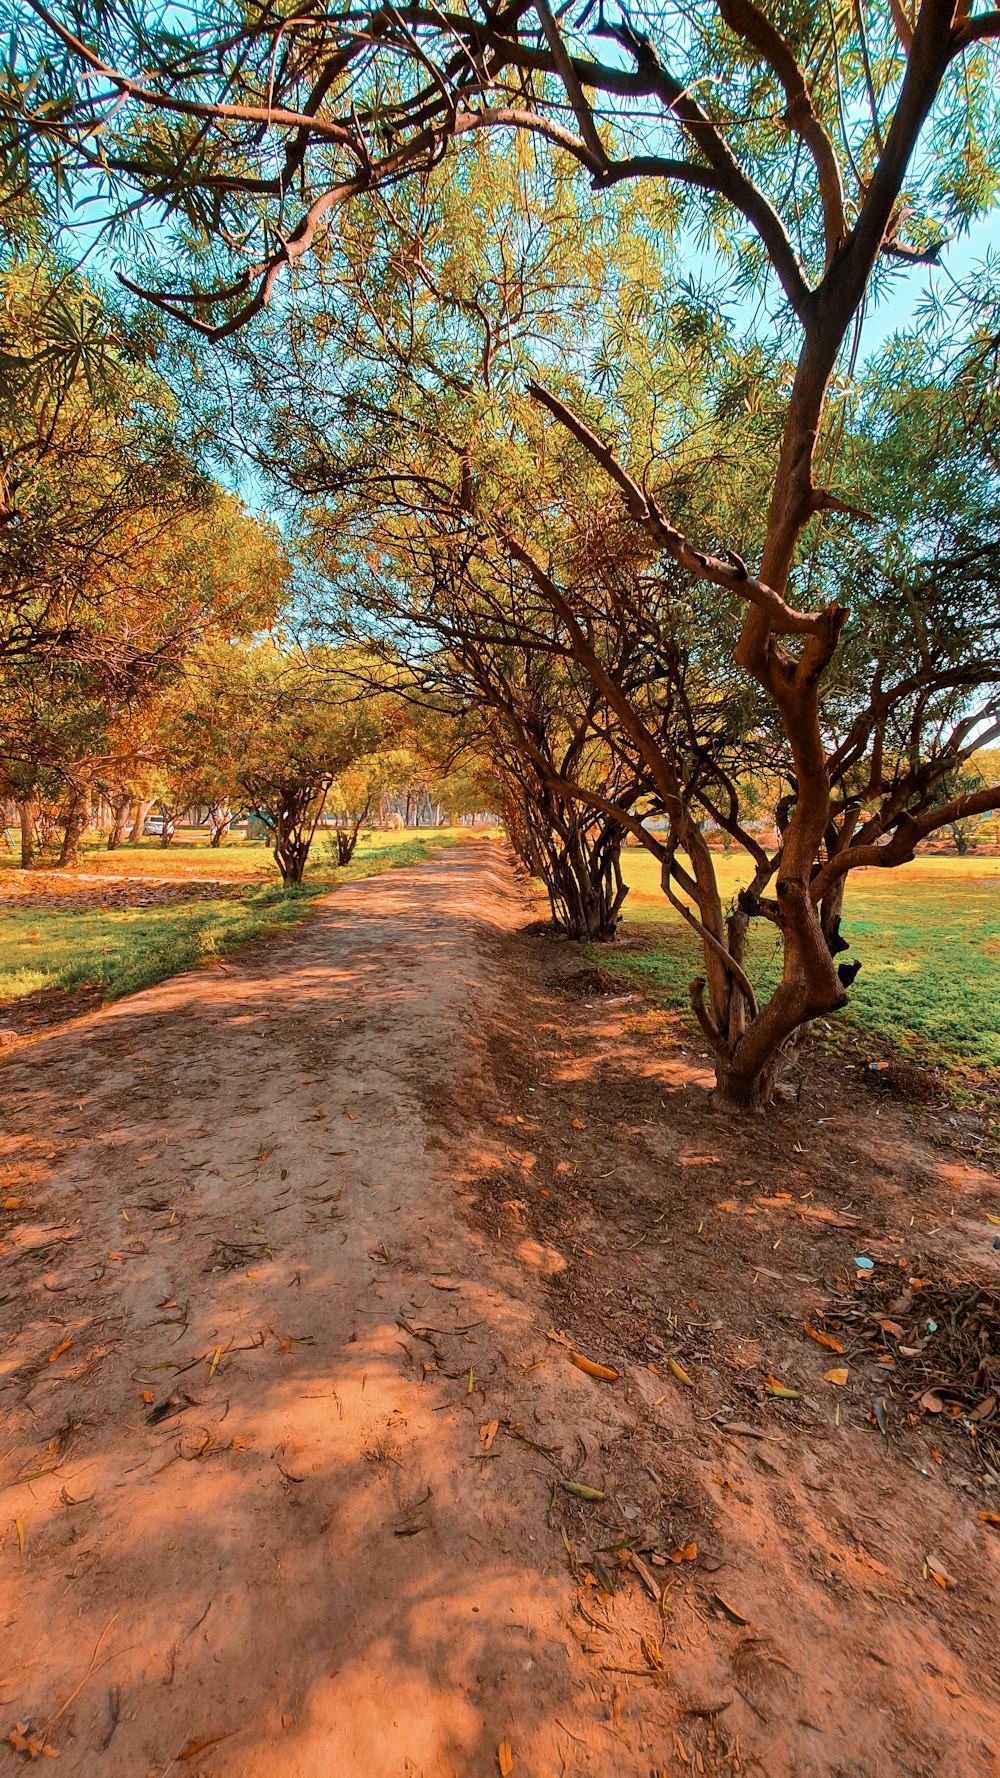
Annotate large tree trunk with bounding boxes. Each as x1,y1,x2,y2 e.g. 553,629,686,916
18,798,37,868
694,883,847,1108
275,834,310,883
209,805,232,847
272,798,317,885
129,800,151,843
712,1064,772,1111
58,788,90,868
107,793,131,851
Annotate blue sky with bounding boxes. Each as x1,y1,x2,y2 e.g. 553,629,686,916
859,207,1000,358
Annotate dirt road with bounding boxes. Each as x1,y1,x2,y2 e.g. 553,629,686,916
2,839,999,1778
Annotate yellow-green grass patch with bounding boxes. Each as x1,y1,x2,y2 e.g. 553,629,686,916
602,849,1000,1089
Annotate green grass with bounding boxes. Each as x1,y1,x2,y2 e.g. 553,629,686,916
601,850,1000,1088
0,829,468,1008
0,823,464,880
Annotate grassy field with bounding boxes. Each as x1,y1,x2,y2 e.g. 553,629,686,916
0,828,471,1009
605,850,1000,1089
0,825,414,879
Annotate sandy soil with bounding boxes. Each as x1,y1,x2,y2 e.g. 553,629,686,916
1,838,999,1778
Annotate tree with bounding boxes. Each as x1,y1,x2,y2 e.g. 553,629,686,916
250,157,999,1102
199,645,395,884
0,240,288,678
937,760,993,853
12,1,1000,1101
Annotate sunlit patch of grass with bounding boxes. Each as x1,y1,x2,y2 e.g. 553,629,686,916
598,849,1000,1090
0,823,475,880
0,831,465,1009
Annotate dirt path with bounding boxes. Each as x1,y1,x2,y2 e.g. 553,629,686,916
2,839,999,1777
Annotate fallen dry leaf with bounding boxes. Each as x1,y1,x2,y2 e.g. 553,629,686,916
479,1419,499,1452
765,1375,799,1399
925,1557,957,1590
570,1351,619,1382
978,1510,1000,1528
497,1738,514,1775
712,1592,748,1625
803,1323,844,1353
797,1203,860,1228
919,1389,945,1414
824,1368,849,1386
178,1731,232,1761
666,1358,695,1388
668,1542,698,1563
46,1339,72,1365
6,1722,59,1760
629,1552,662,1602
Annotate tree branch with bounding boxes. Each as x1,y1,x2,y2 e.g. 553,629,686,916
593,17,810,316
663,873,760,1018
716,0,846,266
953,7,1000,44
531,0,609,171
812,783,1000,895
527,381,838,637
24,0,359,146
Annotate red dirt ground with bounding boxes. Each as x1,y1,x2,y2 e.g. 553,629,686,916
1,838,998,1777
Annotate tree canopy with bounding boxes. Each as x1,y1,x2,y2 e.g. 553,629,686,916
1,0,998,1104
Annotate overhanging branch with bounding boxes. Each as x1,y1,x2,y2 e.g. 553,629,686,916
527,381,838,638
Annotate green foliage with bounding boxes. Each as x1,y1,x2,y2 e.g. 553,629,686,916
6,0,998,336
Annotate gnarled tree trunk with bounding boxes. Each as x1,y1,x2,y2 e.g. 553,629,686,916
18,798,37,869
209,804,232,847
58,787,90,868
107,792,132,851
